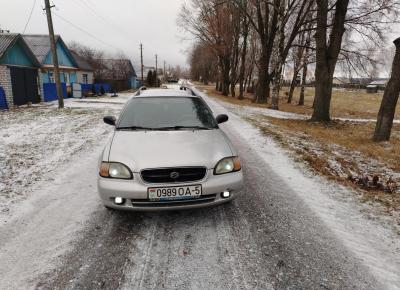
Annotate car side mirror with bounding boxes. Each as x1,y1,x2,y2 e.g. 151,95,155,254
216,114,228,124
103,116,116,126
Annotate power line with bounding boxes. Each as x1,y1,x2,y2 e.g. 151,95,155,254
70,0,130,38
23,0,37,33
51,10,121,51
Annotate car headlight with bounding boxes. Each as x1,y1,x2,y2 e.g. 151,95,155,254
99,162,133,179
214,156,241,175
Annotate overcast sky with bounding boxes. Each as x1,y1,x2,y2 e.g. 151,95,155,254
0,0,191,70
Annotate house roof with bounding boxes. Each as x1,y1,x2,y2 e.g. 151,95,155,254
0,33,19,58
23,34,56,63
70,51,93,71
0,33,41,67
99,59,137,80
369,79,388,85
23,34,77,67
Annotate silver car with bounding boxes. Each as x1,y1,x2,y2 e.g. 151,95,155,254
98,89,243,211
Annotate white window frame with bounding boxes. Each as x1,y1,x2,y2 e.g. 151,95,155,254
48,71,54,83
82,74,88,84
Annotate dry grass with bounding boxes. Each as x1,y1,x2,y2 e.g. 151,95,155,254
266,118,400,171
197,84,400,119
254,117,400,212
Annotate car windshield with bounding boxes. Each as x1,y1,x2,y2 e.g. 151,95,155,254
117,97,217,130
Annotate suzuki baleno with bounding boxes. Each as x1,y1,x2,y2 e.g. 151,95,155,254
98,88,243,211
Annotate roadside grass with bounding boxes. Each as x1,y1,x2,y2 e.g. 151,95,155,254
197,84,400,120
197,83,400,214
250,116,400,213
266,118,400,171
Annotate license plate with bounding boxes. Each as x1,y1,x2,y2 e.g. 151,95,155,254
148,185,202,201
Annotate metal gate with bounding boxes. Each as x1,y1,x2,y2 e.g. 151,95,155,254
72,83,82,98
10,67,40,106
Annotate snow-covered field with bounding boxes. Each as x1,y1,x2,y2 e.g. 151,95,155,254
0,95,131,212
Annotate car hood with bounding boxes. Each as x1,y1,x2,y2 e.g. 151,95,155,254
108,129,234,171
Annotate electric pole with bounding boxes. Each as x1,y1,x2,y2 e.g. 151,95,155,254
155,54,158,87
163,60,166,80
44,0,63,109
140,43,143,82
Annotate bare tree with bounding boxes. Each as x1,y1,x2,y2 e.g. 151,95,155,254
373,37,400,142
312,0,400,122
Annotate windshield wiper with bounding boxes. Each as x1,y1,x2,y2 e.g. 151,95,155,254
155,126,212,131
117,126,155,131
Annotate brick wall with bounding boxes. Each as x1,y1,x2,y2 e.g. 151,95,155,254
0,66,13,108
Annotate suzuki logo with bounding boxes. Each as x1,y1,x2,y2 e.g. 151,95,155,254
170,171,180,179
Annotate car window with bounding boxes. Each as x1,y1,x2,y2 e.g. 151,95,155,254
117,97,217,129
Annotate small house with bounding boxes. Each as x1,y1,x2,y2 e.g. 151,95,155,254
23,34,78,101
366,79,388,93
96,59,137,91
0,33,41,109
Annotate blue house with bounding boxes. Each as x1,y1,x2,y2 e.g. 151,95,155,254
23,34,78,101
0,33,41,109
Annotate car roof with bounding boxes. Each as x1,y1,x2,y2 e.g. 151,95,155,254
135,88,195,98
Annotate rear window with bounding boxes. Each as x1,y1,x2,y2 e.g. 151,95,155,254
117,97,217,129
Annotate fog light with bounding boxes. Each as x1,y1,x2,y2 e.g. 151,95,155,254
114,197,124,205
221,191,230,198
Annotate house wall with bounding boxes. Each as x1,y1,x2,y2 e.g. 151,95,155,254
41,70,77,85
0,66,13,107
43,41,75,67
76,71,94,84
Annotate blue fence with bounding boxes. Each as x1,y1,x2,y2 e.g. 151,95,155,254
80,84,92,96
0,86,8,110
43,83,67,102
93,83,110,95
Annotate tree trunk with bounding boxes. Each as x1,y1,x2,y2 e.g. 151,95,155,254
270,0,286,110
298,61,308,106
222,57,230,96
288,74,297,104
239,19,249,100
230,83,236,97
311,0,349,122
312,69,333,121
373,38,400,142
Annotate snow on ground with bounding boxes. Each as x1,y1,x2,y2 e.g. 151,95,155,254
193,86,400,289
0,95,131,212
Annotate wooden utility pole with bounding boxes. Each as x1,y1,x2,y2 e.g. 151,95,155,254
140,43,144,81
155,54,158,87
44,0,63,109
163,60,166,80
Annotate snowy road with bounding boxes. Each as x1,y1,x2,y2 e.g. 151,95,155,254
1,90,400,289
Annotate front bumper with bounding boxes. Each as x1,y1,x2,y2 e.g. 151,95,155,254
97,169,243,211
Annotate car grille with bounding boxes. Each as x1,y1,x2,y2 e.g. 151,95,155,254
140,167,207,183
131,194,216,207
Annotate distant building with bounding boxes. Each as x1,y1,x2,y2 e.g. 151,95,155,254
0,33,41,108
96,59,137,91
366,79,388,93
332,77,350,86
